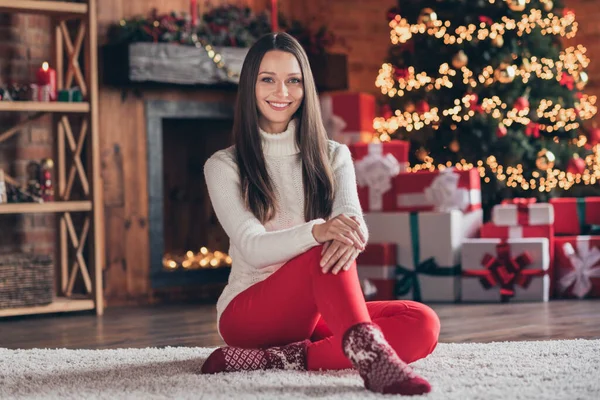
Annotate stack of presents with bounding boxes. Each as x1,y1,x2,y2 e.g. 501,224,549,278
322,91,600,303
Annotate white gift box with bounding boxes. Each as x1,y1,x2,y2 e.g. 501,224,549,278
364,209,482,302
461,238,550,303
492,203,554,226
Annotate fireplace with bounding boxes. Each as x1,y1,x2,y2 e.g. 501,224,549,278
146,99,233,288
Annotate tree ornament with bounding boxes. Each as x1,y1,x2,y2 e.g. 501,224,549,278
416,147,429,161
449,139,460,153
588,127,600,146
567,153,586,175
496,123,508,138
465,92,478,109
494,63,516,83
382,104,393,119
416,100,430,114
491,35,504,47
394,67,409,80
535,149,556,171
576,71,589,91
506,0,527,12
417,8,438,28
452,50,468,69
540,0,553,12
514,96,529,111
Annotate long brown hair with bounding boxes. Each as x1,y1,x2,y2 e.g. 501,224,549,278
233,32,334,224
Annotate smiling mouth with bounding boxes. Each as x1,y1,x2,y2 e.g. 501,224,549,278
267,101,292,111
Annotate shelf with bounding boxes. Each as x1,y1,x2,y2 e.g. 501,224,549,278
0,201,92,214
0,0,87,16
0,297,95,317
0,101,89,113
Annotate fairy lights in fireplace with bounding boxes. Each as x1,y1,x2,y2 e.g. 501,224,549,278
163,246,232,271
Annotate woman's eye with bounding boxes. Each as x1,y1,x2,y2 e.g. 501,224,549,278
261,77,274,83
289,78,302,84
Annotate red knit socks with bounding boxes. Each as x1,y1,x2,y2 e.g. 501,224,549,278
201,340,310,374
342,322,431,396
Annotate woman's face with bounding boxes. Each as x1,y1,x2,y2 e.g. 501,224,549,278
255,50,304,133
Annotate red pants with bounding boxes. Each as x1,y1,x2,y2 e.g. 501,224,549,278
220,245,440,371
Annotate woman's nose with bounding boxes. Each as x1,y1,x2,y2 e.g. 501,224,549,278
274,81,288,97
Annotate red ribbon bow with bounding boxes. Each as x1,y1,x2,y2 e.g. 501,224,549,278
463,242,544,302
501,198,536,225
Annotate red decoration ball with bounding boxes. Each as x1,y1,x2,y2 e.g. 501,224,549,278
416,100,430,114
589,128,600,146
514,96,529,111
567,154,586,175
496,123,508,138
466,93,478,108
382,104,393,119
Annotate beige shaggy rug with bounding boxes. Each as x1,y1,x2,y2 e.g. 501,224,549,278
1,339,599,399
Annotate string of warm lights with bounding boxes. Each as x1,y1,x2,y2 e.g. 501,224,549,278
190,33,239,80
390,9,577,45
163,246,232,270
376,46,590,97
373,94,597,135
404,145,600,192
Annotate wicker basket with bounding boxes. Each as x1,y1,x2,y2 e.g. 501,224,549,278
0,253,54,309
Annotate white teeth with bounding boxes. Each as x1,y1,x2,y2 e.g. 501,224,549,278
269,102,290,108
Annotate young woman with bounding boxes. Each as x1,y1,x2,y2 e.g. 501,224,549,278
202,32,440,396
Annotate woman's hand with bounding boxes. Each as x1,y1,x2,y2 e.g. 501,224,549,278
312,214,366,250
319,240,361,275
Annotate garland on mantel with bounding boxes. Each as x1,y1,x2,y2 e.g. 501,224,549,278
108,6,346,79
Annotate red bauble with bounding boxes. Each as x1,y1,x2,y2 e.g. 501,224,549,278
394,67,409,80
567,154,586,175
465,93,478,109
514,96,529,111
589,127,600,146
416,100,430,114
382,104,393,119
496,123,508,138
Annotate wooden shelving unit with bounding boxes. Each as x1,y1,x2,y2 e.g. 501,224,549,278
0,0,87,16
0,101,90,113
0,201,92,214
0,0,104,318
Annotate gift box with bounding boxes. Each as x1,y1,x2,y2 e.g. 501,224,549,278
554,236,600,299
480,222,556,296
365,209,483,302
550,197,600,235
356,243,397,301
320,92,375,145
350,141,409,212
492,198,554,226
395,168,481,213
461,238,550,303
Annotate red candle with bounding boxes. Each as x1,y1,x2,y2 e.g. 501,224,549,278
36,62,56,101
271,0,278,32
191,0,198,27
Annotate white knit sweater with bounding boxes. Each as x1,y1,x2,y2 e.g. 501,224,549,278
204,120,369,336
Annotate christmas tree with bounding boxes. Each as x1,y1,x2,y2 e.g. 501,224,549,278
375,0,600,212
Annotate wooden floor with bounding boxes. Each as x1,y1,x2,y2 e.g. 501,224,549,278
0,300,598,349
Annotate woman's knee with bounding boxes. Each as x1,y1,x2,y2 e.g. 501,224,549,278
406,301,440,355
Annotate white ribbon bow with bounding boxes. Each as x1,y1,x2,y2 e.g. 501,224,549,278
424,168,469,212
559,241,600,298
354,145,401,210
320,96,347,140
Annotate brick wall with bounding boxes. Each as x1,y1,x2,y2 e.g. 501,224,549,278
0,13,55,255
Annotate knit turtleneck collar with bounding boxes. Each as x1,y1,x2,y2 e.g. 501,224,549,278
258,119,300,156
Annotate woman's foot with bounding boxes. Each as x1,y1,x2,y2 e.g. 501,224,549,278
201,340,310,374
342,322,431,395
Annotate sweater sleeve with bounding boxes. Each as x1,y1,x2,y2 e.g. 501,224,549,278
330,143,369,244
204,150,325,269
